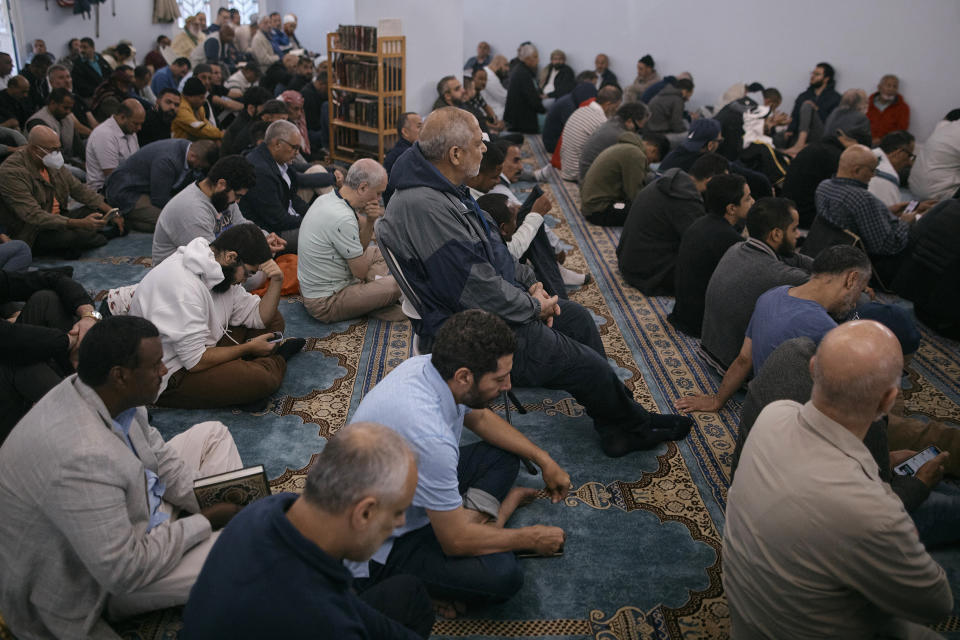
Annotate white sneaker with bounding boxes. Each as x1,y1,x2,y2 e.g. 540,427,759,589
558,264,589,286
533,165,557,182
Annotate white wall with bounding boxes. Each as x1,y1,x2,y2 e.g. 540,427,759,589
266,0,354,57
463,0,960,140
354,0,463,115
13,0,178,69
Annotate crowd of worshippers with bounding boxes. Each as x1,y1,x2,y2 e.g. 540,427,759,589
1,33,960,640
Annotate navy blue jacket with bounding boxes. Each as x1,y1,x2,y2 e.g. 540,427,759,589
542,82,597,153
238,143,308,232
181,494,421,639
104,139,197,214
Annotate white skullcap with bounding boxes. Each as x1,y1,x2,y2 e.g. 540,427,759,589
283,14,296,24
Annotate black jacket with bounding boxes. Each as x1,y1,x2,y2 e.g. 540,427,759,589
0,269,90,365
781,137,845,228
71,54,113,100
787,83,841,136
503,63,544,134
238,142,308,232
543,64,575,99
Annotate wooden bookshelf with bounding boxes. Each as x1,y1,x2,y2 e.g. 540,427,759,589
327,32,406,163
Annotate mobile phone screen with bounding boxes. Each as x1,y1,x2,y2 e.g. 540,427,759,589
894,445,941,476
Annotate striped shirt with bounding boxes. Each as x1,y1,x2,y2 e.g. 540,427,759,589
560,101,607,181
814,177,909,256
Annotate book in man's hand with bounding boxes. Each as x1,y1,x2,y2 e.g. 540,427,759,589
193,465,270,510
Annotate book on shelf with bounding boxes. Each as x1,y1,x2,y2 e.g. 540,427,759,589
336,24,378,53
193,464,270,509
332,91,379,128
333,55,380,91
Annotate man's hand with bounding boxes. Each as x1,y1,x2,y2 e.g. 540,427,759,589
540,460,571,503
260,258,283,283
200,502,242,530
74,315,97,346
72,212,106,230
362,200,383,219
917,199,939,215
532,194,552,215
67,323,81,369
0,233,10,243
244,333,278,357
529,282,560,327
265,232,287,254
915,452,950,488
112,215,125,234
526,525,566,556
674,393,722,413
889,449,916,467
333,169,344,188
889,202,909,215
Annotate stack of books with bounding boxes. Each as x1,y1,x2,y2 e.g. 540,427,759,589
336,24,378,53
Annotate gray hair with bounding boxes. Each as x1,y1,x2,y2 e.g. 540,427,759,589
264,119,300,145
47,64,69,79
419,107,475,162
518,43,537,60
345,158,387,190
302,422,416,513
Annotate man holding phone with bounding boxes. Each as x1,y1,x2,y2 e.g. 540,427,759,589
129,224,305,411
0,125,121,257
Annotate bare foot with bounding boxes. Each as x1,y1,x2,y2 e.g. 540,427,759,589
496,486,540,527
433,599,467,619
782,145,804,158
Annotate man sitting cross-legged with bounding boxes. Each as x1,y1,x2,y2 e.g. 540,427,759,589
182,422,435,639
350,310,569,610
0,316,246,638
129,223,305,410
676,245,872,414
378,107,692,457
298,158,404,324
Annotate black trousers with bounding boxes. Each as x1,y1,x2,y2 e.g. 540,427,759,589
585,202,630,227
358,575,435,639
0,290,74,442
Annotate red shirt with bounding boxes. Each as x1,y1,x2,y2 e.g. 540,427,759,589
867,92,910,141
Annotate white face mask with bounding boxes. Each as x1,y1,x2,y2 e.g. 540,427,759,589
41,150,64,170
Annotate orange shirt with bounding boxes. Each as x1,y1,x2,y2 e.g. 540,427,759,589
40,168,60,216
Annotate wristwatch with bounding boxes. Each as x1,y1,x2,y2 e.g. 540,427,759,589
80,310,103,322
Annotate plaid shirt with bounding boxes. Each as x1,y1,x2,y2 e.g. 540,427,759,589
814,177,909,256
466,93,489,114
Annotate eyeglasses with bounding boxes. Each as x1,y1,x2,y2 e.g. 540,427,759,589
898,147,917,161
278,139,302,154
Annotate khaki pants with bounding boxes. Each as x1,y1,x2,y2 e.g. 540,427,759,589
125,194,162,233
303,247,405,323
106,420,243,619
157,314,287,409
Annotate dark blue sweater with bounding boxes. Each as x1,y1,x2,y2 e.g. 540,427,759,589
181,493,420,639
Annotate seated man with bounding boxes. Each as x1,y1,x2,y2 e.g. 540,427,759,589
150,56,191,95
538,49,574,107
182,422,434,639
0,125,118,256
658,118,723,172
172,77,223,141
223,96,288,156
616,153,729,294
238,120,308,252
84,98,146,193
593,53,618,89
559,84,622,181
821,88,872,145
138,88,182,146
463,41,491,76
384,111,422,175
781,132,852,228
909,109,960,202
867,74,910,145
542,78,597,155
467,69,505,132
723,321,952,638
151,154,273,264
221,85,272,155
644,77,693,139
0,76,32,130
298,159,404,323
669,174,752,337
578,101,650,182
24,87,85,179
814,144,914,282
129,224,305,410
700,197,812,369
0,315,246,638
677,245,871,413
782,62,841,156
580,131,660,226
0,268,99,441
105,138,218,233
378,107,692,457
892,199,960,339
503,44,544,134
480,55,510,121
350,310,569,605
624,55,660,103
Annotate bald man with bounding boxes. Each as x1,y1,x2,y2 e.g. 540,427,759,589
0,75,32,130
0,125,116,255
378,107,693,458
85,98,145,197
725,321,953,639
813,144,914,282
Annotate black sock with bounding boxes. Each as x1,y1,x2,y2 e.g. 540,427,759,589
274,338,306,361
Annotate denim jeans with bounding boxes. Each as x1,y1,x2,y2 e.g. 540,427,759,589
912,481,960,548
511,299,651,434
361,442,524,604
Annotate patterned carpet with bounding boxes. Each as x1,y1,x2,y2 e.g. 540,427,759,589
6,136,960,640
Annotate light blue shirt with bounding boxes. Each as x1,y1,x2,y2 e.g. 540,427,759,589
111,408,169,533
347,355,470,577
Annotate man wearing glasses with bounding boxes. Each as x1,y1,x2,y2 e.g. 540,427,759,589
129,223,306,411
0,125,120,257
239,119,309,252
868,130,937,215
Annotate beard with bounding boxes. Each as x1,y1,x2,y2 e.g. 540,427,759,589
210,190,231,213
160,108,176,123
495,68,508,82
460,383,495,410
776,239,797,258
810,79,825,90
211,259,241,293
